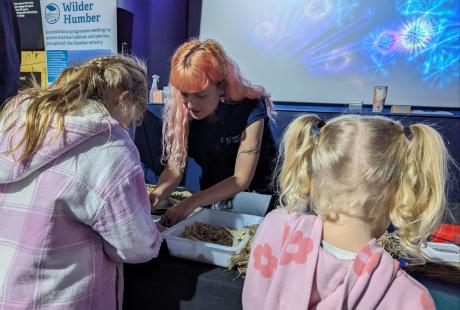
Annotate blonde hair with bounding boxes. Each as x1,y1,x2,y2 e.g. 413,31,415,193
163,39,274,171
0,54,147,161
278,114,448,261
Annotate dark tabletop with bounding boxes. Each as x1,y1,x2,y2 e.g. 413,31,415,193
123,243,244,310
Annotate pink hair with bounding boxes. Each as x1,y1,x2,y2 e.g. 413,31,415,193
162,39,274,171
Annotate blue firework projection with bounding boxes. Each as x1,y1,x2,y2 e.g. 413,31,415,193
247,0,459,86
367,0,460,87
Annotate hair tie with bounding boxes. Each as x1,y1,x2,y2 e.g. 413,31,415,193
403,125,413,140
311,119,325,136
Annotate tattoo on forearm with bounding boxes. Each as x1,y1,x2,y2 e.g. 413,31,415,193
239,146,260,155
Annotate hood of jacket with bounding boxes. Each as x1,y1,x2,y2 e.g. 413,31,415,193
0,99,121,184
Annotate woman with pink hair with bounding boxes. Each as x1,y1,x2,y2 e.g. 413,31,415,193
151,39,277,227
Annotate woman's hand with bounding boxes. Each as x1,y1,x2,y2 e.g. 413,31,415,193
161,198,198,227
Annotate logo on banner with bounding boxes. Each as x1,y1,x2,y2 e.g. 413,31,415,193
45,3,60,24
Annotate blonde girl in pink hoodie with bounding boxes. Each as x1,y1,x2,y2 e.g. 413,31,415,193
0,55,162,309
243,114,448,310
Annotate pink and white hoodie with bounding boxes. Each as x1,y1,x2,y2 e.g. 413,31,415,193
243,209,435,310
0,100,162,309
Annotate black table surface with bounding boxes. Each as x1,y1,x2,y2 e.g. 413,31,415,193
124,243,459,310
123,243,244,310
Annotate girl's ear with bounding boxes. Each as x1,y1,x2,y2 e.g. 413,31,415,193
117,91,130,105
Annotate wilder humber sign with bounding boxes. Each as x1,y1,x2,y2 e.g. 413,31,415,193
40,0,117,83
61,1,102,24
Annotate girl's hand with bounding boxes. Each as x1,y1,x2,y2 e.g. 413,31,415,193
149,190,163,211
161,198,197,227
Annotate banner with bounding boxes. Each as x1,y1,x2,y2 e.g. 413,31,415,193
13,0,44,50
40,0,117,84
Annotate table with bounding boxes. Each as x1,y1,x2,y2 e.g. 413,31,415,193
123,243,459,310
123,243,244,310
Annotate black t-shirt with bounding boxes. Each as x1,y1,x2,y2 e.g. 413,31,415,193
188,98,277,194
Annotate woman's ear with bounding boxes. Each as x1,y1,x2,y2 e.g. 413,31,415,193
217,81,226,96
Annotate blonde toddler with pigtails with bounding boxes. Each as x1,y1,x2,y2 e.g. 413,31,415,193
243,114,448,310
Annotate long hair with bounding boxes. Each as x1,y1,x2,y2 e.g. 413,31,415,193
278,114,448,262
0,54,147,162
162,39,275,171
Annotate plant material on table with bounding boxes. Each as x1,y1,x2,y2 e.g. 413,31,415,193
183,222,242,247
228,224,259,278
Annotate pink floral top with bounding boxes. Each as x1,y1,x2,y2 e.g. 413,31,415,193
243,209,435,310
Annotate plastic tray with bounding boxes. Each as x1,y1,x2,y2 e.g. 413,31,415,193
162,208,263,267
421,242,460,264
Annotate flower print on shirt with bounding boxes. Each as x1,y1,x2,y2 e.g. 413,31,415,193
353,244,382,276
280,225,313,265
253,243,278,278
413,277,436,310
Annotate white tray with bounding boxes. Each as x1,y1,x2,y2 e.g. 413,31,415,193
421,242,460,263
162,208,263,267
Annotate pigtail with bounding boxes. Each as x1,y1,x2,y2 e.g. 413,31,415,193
277,114,324,211
391,124,448,261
